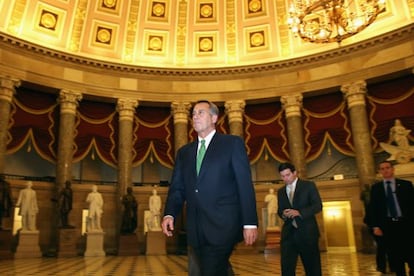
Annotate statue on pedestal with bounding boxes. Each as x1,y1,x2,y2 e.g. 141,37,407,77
0,175,12,229
58,180,74,228
380,119,414,164
86,185,103,232
16,181,38,231
264,188,278,228
121,187,138,234
146,188,162,231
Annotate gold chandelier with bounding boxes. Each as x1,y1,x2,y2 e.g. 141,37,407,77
287,0,386,43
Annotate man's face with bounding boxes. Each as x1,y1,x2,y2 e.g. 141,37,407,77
192,102,217,137
280,168,297,185
378,162,394,179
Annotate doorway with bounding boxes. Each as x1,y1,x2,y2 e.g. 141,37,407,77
323,201,356,253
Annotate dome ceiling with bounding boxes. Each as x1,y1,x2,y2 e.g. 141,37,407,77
0,0,412,69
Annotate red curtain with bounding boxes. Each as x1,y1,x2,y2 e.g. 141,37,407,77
244,102,289,163
303,92,354,161
132,106,175,168
7,87,58,162
7,75,414,168
73,100,117,166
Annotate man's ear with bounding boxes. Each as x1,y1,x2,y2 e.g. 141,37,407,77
212,114,218,123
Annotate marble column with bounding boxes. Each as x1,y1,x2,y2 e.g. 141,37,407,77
56,90,82,187
116,98,138,196
53,89,82,253
281,94,307,178
341,80,376,187
171,101,191,155
0,75,20,173
170,101,191,256
225,100,245,138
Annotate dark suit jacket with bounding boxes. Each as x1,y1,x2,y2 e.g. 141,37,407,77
277,179,322,242
164,133,258,247
367,178,414,230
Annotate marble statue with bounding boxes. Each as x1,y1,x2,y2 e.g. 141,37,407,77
264,188,278,228
16,181,38,231
86,185,103,232
121,187,138,234
147,188,162,231
380,119,414,164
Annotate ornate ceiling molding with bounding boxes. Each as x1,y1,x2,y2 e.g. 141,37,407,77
1,24,413,79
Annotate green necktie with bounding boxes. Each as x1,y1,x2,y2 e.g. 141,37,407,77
196,139,206,175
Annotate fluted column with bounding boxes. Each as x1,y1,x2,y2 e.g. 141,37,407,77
341,80,376,188
56,90,82,188
116,98,138,196
171,101,191,155
281,94,307,178
0,75,20,173
225,100,245,138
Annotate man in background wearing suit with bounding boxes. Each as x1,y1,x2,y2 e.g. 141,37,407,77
368,161,414,276
277,162,322,276
161,100,258,276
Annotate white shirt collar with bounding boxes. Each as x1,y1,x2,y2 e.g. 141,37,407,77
198,129,216,149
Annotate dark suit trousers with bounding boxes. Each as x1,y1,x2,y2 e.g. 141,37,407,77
384,219,414,276
192,244,234,276
373,235,390,272
281,228,322,276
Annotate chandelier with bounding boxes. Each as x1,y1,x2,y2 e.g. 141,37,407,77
287,0,386,43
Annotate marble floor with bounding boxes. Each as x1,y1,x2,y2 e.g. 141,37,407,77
0,251,388,276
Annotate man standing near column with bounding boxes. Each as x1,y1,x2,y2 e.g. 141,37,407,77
368,161,414,276
161,100,258,276
277,162,322,276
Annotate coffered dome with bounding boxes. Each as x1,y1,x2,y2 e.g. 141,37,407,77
1,0,412,69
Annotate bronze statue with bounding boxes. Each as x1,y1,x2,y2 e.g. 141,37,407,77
58,181,73,228
121,187,138,234
0,175,13,229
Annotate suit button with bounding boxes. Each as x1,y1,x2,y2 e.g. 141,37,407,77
195,189,198,193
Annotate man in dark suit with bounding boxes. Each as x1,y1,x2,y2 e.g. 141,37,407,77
161,100,258,276
368,160,414,276
277,162,322,276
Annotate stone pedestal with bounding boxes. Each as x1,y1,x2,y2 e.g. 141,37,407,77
0,228,13,259
58,228,78,257
15,230,42,258
118,234,140,256
146,231,166,255
265,227,281,253
84,231,105,257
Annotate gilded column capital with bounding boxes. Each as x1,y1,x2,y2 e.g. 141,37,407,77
224,100,245,123
0,75,21,102
281,94,303,118
117,98,138,121
171,101,191,124
58,89,83,115
341,80,367,109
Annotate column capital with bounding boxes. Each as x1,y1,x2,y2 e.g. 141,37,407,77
171,101,191,124
281,94,303,118
117,98,138,121
341,80,367,109
58,89,83,115
225,100,245,123
0,75,21,103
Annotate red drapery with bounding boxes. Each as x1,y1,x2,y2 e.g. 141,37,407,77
7,75,414,168
303,92,354,161
7,87,58,162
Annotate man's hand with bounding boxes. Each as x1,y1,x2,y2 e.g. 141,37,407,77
283,208,300,219
243,228,258,246
161,216,174,237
